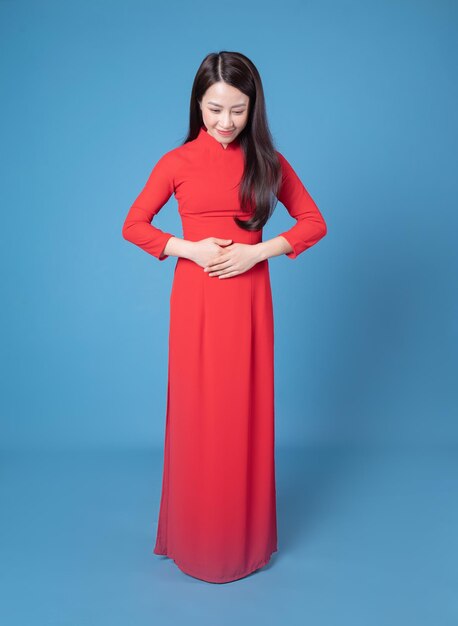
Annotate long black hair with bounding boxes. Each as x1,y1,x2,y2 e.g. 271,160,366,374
183,51,282,232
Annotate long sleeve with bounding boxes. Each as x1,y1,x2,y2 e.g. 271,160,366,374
276,151,327,259
122,153,176,261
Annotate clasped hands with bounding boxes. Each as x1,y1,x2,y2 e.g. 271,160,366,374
193,237,261,279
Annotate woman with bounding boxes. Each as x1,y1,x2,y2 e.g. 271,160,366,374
122,51,327,584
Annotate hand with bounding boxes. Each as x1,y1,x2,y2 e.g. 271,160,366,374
203,242,262,279
191,237,234,268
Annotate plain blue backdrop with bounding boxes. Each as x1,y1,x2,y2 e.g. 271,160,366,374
1,0,457,624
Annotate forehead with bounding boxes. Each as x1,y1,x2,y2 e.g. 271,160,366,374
203,82,249,106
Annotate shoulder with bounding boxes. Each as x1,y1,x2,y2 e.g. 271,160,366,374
147,144,184,179
154,140,195,169
154,145,180,167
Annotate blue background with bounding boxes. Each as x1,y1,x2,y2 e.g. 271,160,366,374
1,0,457,624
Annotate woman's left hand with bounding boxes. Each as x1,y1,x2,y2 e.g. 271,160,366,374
203,242,261,279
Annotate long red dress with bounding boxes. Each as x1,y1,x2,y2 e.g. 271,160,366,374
122,125,327,583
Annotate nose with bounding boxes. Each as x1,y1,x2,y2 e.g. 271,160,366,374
221,113,234,129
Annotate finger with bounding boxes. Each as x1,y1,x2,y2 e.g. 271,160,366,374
218,271,239,279
213,238,232,245
207,254,229,266
212,266,238,277
208,270,226,276
205,260,232,272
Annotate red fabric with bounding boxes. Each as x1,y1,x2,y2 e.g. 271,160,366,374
276,151,328,258
122,126,327,583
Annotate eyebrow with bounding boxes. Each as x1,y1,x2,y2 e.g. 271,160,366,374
207,101,247,108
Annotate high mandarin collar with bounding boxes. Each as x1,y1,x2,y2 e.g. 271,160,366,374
197,125,241,152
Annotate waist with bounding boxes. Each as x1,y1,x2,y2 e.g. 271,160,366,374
180,214,263,245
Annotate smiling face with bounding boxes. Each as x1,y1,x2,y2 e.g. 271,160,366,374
199,81,250,148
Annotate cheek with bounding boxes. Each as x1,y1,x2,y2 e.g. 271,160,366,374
238,114,248,128
202,111,217,125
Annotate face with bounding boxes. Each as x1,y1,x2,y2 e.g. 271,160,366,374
199,81,249,147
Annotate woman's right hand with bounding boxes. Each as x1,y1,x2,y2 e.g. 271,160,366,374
191,237,233,268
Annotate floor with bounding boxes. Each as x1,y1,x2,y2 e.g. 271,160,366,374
1,444,456,626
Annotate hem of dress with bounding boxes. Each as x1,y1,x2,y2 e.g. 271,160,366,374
153,545,278,584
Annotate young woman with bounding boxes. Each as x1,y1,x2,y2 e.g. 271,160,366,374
122,51,327,584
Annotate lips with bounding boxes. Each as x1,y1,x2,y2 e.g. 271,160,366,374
217,129,234,136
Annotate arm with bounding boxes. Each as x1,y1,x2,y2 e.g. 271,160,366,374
122,152,178,261
256,151,327,261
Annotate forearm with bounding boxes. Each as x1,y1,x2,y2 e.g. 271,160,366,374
161,236,196,261
161,235,293,263
254,236,293,261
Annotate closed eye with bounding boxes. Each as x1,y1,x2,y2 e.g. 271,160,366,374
210,109,244,115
